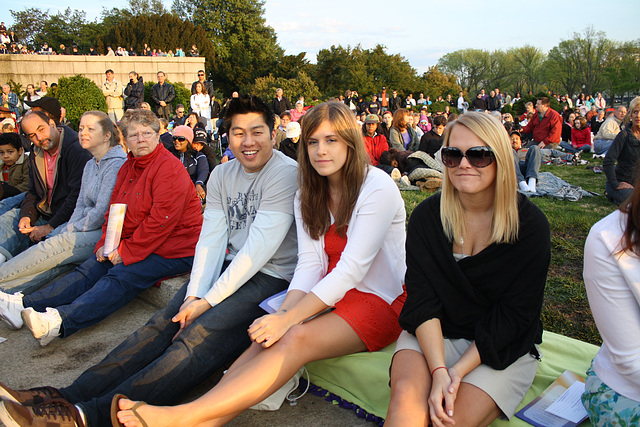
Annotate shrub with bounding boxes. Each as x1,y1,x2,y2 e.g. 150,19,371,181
144,80,192,112
513,92,561,116
52,75,108,130
500,104,515,116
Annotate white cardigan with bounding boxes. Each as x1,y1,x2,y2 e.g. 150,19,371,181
288,166,406,306
584,209,640,402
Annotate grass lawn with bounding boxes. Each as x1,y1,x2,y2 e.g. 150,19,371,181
401,154,616,346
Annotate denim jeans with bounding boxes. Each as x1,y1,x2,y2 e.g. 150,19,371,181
559,141,591,154
0,207,48,260
0,226,102,295
605,181,634,206
517,146,541,182
0,192,25,216
593,139,613,155
59,265,288,427
22,254,194,337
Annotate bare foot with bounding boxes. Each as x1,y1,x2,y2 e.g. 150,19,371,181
117,398,179,427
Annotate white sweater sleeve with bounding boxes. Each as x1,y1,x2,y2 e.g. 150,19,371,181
584,212,640,392
202,210,294,307
186,208,228,299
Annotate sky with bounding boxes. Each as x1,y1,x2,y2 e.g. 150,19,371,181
2,0,639,74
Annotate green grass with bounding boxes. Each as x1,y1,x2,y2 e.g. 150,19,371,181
400,154,616,346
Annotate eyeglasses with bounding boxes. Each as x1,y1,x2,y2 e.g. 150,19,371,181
198,73,204,76
441,146,495,168
172,136,188,142
126,131,156,142
176,110,185,115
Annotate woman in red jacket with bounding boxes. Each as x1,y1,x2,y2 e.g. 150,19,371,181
571,116,592,153
0,109,203,347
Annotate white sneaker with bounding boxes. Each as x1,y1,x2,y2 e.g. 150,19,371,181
0,292,25,330
390,168,401,182
400,176,411,186
21,307,62,347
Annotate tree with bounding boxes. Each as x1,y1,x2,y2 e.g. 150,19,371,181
417,66,461,100
602,40,640,106
51,75,107,129
510,45,546,94
438,49,491,95
250,72,321,102
9,7,93,51
545,27,615,97
171,0,283,94
98,14,217,68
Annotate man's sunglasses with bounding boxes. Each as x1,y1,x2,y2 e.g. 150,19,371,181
173,136,188,142
441,146,495,168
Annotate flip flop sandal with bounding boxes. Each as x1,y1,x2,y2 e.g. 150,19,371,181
111,394,148,427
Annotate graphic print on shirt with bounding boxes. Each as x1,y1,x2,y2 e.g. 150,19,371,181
227,190,258,230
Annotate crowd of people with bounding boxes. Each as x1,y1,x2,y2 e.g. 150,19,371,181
0,24,200,57
0,70,638,426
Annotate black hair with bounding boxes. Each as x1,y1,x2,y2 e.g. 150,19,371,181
105,69,114,74
280,111,291,120
223,95,274,132
378,150,393,166
433,115,447,127
0,132,22,151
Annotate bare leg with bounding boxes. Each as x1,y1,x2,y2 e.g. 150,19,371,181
116,312,367,427
446,383,501,427
386,349,430,427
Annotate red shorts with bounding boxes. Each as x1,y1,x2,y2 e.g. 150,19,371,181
333,287,406,352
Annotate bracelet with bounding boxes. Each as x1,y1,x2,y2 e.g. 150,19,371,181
431,366,448,376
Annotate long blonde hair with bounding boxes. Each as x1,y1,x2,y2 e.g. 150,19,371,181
440,112,519,245
298,102,369,239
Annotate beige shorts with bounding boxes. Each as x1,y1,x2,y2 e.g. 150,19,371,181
394,330,539,419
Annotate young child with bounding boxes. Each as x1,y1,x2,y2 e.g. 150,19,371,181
0,132,28,201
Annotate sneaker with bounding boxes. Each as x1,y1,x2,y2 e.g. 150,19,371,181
0,381,62,406
400,176,411,186
0,399,85,427
571,152,581,166
390,168,401,182
0,291,24,330
22,307,62,347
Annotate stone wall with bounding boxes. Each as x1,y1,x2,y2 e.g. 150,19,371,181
0,55,206,90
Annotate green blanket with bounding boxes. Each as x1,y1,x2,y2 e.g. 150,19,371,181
306,331,599,426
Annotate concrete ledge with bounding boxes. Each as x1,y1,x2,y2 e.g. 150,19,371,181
136,273,189,309
0,55,205,89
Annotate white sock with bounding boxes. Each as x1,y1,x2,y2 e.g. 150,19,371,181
75,405,87,426
0,253,6,265
528,177,537,193
518,181,530,192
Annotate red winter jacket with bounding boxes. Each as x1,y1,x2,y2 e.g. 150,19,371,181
571,127,591,149
363,134,389,166
521,108,562,147
96,144,202,265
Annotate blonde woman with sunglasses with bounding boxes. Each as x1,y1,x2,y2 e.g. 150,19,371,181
387,112,551,427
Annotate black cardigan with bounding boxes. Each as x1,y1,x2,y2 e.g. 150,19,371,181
399,193,550,370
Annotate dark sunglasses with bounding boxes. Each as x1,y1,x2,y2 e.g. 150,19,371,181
172,136,188,142
198,73,204,76
441,146,495,168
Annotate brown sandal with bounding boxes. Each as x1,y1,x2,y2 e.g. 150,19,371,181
110,394,148,427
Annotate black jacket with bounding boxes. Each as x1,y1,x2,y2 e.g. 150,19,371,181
20,126,91,228
124,77,145,110
271,97,292,116
151,82,176,107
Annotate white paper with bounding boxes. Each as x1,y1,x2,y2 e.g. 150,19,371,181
522,385,572,426
545,381,588,423
259,290,287,314
0,337,6,344
103,204,126,255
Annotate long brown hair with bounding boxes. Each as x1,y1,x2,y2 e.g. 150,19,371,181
298,102,369,240
619,159,640,255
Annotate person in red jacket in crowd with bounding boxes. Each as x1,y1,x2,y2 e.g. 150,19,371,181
567,116,592,153
362,114,389,165
520,97,562,149
0,108,203,347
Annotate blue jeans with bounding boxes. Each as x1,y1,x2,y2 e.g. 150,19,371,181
593,139,613,155
22,254,193,337
559,141,591,154
0,193,25,216
0,207,47,260
517,146,541,182
59,265,288,427
0,225,102,295
605,181,634,206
